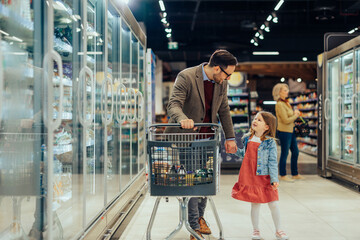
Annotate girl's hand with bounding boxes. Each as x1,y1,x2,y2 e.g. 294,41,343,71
271,182,279,190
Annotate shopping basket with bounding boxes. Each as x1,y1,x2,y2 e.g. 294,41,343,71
146,123,224,240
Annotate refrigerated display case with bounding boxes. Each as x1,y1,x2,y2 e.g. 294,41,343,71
318,36,360,185
0,1,146,239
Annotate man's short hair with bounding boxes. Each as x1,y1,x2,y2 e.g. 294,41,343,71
208,49,238,68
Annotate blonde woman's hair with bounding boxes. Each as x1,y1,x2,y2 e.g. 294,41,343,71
272,83,289,101
244,111,277,141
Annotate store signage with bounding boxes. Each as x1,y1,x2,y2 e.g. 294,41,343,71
168,41,178,50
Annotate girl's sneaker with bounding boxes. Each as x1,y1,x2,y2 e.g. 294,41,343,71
251,229,262,240
276,230,289,240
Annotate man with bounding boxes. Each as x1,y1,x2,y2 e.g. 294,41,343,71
166,49,238,240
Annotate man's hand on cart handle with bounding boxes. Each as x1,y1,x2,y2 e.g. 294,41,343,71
180,119,198,130
225,140,237,154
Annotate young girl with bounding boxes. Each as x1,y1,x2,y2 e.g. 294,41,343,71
231,111,289,240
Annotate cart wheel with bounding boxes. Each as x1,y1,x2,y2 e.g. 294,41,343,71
165,197,169,202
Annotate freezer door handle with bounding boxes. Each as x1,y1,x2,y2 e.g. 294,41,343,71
337,97,342,120
324,98,330,120
352,94,358,121
101,76,114,125
128,88,137,123
0,34,3,122
78,66,95,127
115,81,127,124
137,90,144,121
43,50,64,130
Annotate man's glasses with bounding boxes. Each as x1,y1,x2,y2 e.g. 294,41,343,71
219,66,231,79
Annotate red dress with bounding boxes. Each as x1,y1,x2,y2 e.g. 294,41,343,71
232,140,279,203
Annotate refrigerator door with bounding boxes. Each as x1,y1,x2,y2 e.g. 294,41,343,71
0,1,43,239
138,44,146,171
327,58,341,160
340,51,355,163
120,20,132,191
131,33,139,177
356,48,360,165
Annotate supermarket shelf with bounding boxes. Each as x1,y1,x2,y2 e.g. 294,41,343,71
228,93,248,97
298,108,317,111
290,98,317,105
302,116,318,120
297,139,317,146
231,114,248,117
344,114,352,118
309,133,318,138
53,112,73,120
299,149,317,157
228,102,248,106
0,3,34,32
308,124,317,128
343,84,353,89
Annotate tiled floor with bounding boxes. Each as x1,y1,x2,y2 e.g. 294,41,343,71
119,175,360,240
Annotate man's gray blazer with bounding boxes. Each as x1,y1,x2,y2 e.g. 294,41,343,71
166,63,235,139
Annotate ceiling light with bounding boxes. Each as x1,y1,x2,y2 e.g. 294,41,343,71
264,101,276,105
280,77,285,82
161,17,167,24
302,57,308,61
166,33,172,38
255,32,260,37
348,29,356,34
272,17,278,23
265,27,270,32
260,24,265,30
297,78,302,82
266,15,272,21
165,28,172,33
259,35,264,40
252,51,279,55
0,30,9,36
274,0,284,11
254,42,259,46
250,39,255,43
159,0,165,11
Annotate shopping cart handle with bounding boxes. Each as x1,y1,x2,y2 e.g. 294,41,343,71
149,123,221,129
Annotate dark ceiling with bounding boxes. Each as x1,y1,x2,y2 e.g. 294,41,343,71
129,0,360,66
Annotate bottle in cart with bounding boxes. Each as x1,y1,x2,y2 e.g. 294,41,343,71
168,164,177,186
178,165,186,186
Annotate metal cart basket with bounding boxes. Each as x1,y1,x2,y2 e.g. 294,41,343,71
146,123,224,240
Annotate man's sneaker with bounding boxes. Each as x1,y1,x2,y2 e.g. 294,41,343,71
251,229,262,240
276,230,289,240
279,175,295,182
190,229,204,240
292,174,305,180
198,216,211,234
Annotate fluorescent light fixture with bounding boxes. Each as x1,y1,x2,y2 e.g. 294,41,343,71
0,30,9,36
159,0,165,11
78,51,103,55
302,57,308,61
348,29,356,34
264,101,276,105
272,17,278,23
255,32,260,37
280,77,285,82
254,42,259,46
250,39,255,43
260,24,265,30
266,15,272,21
164,23,170,27
259,35,264,40
265,27,270,32
162,12,167,18
165,28,172,33
274,0,284,11
161,17,167,24
297,78,302,82
166,33,172,38
252,51,279,55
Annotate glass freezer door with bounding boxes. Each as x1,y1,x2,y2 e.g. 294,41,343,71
340,52,355,163
356,48,360,165
327,58,341,160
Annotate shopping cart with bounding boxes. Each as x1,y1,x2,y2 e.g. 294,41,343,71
146,123,224,240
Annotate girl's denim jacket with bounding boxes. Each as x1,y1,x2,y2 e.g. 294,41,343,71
235,135,279,183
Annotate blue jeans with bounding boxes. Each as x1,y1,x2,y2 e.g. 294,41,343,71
188,197,207,230
277,131,299,176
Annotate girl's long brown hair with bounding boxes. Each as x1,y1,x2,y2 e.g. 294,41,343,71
246,111,277,141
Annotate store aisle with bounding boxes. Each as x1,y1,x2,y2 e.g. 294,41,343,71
119,175,360,240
